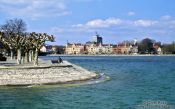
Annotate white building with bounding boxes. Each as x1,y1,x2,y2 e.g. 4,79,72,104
91,33,103,44
130,45,138,54
86,44,97,54
102,44,113,54
40,45,53,53
157,47,162,55
87,44,113,54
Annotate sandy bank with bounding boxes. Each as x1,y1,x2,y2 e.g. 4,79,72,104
0,60,98,86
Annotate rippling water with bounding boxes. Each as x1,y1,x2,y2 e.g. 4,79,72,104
0,56,175,109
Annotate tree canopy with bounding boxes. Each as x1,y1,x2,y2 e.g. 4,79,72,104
0,18,55,65
138,38,155,54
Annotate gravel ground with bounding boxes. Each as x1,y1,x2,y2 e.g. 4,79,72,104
0,60,98,86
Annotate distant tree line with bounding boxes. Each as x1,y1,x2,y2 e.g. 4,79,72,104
162,42,175,54
0,18,54,65
138,38,156,54
138,38,175,54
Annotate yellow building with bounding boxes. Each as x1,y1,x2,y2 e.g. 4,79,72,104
86,44,98,54
65,43,85,54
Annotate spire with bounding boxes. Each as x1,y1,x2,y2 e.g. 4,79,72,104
66,40,69,47
95,31,99,37
134,38,137,46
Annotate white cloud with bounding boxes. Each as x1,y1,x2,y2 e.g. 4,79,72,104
73,18,123,28
128,11,136,16
0,0,69,20
51,16,175,44
51,27,65,33
158,15,175,29
134,20,158,27
0,0,27,4
161,15,172,20
72,18,158,29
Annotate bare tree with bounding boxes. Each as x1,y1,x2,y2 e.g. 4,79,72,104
1,18,26,34
30,32,54,66
22,33,35,63
0,18,26,64
1,18,55,66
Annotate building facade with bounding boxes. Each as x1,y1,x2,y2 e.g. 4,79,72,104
65,43,85,54
64,35,140,55
40,45,53,53
153,44,162,55
113,44,131,54
130,45,138,54
92,33,103,44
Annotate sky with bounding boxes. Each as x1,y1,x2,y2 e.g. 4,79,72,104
0,0,175,45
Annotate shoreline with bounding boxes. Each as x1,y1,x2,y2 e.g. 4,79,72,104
0,60,99,86
47,54,175,57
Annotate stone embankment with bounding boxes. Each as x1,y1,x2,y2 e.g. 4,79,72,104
0,60,98,86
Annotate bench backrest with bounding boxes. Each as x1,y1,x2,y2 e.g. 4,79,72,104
51,60,59,63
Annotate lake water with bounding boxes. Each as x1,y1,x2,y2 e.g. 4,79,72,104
0,56,175,109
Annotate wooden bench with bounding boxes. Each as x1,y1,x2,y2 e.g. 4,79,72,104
51,60,60,64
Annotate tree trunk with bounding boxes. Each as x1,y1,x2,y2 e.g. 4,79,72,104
29,50,35,62
34,48,39,66
32,50,35,61
24,51,29,63
10,50,13,60
17,48,22,64
29,50,32,62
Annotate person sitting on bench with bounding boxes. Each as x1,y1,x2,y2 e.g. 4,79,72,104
58,57,63,63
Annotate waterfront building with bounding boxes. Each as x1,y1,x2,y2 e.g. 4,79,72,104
112,43,131,54
113,39,138,55
86,43,113,54
64,36,141,55
94,43,103,54
92,33,103,44
40,46,46,52
65,43,85,54
52,45,65,54
130,45,138,54
153,44,162,54
102,44,113,54
86,44,98,54
51,45,59,54
130,39,138,54
112,45,118,54
157,47,162,55
40,45,53,53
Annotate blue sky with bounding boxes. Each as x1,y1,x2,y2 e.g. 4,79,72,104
0,0,175,45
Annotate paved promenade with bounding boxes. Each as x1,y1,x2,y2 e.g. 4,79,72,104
0,59,98,86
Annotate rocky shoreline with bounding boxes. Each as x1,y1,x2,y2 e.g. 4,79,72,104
0,60,98,86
